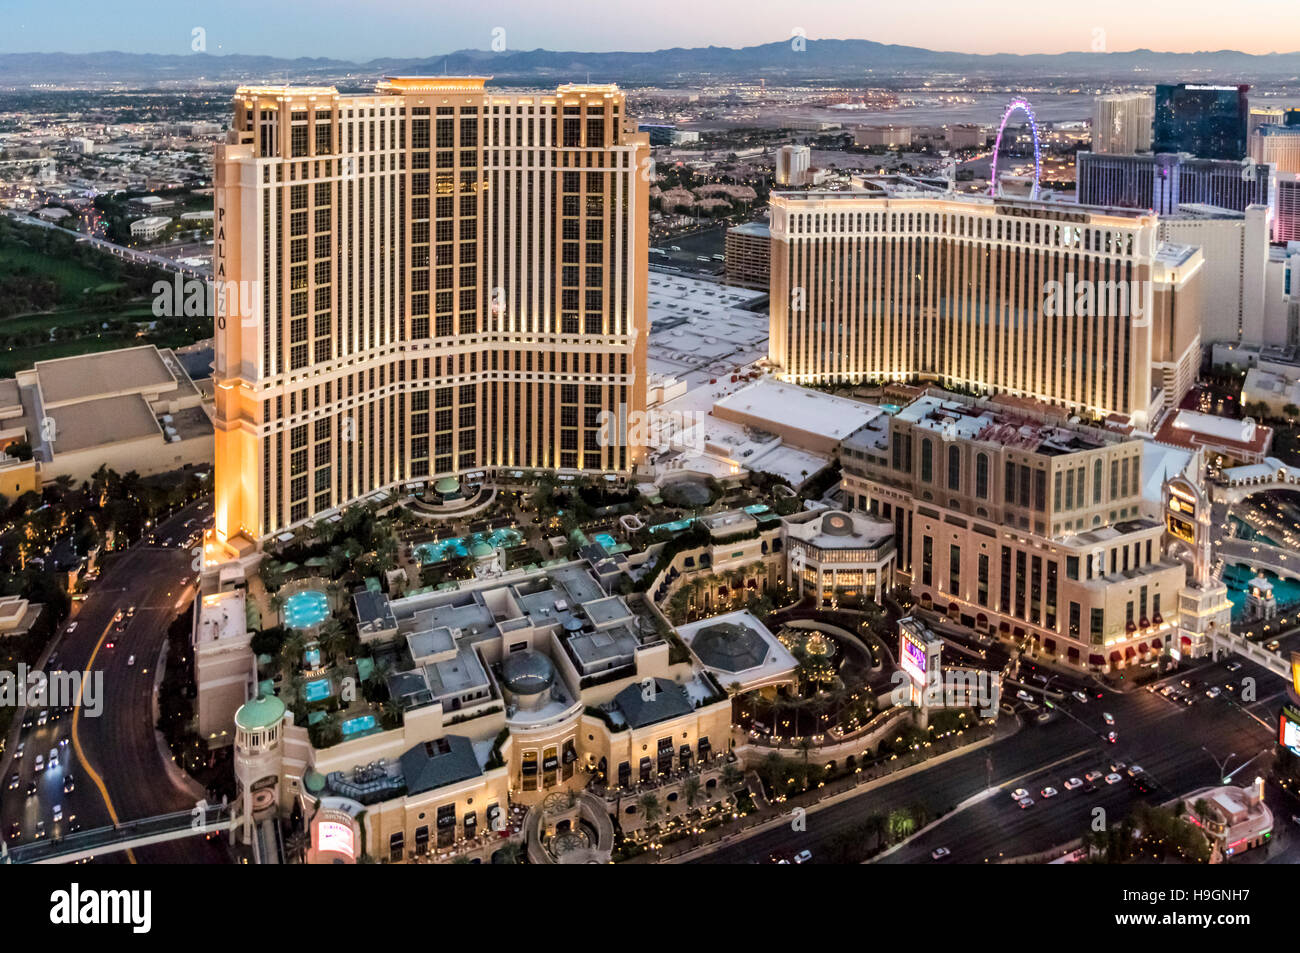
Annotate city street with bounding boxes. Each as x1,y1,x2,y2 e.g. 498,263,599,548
1,496,227,864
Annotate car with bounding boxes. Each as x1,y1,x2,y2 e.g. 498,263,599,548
1105,773,1123,785
1085,769,1104,783
1224,682,1238,694
48,747,58,770
1267,639,1281,651
1206,686,1221,699
793,849,812,864
1018,796,1034,809
1107,731,1118,744
1103,712,1115,725
1072,691,1088,703
33,821,46,840
6,774,17,791
36,709,48,727
127,655,135,667
6,822,19,841
1016,689,1034,702
52,804,62,823
21,714,33,730
1082,781,1098,794
126,605,136,617
113,609,124,622
1011,788,1030,800
1064,777,1084,790
1181,678,1197,689
1126,764,1144,777
1131,776,1154,794
1181,694,1196,707
68,822,81,833
65,621,77,633
105,640,115,650
25,781,36,798
34,754,44,772
1225,661,1243,672
1041,786,1059,798
931,847,951,860
1108,761,1127,774
1160,685,1177,697
63,776,75,795
14,742,23,760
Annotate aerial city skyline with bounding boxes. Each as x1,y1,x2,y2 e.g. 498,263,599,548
0,2,1296,928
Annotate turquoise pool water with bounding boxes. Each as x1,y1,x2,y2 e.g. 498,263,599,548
594,532,617,549
1229,516,1279,547
304,678,332,702
743,504,770,514
341,714,377,738
1224,563,1300,619
650,518,694,534
416,527,522,563
284,590,329,629
881,403,902,414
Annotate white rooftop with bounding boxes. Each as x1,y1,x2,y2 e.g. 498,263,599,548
715,379,883,441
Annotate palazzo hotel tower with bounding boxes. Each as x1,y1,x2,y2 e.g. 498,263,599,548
212,77,649,553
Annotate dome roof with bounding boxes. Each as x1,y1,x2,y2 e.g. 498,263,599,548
235,693,286,731
822,512,854,537
692,621,768,673
434,476,461,494
501,650,555,695
469,540,494,558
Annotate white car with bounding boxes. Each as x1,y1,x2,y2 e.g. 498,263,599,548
1103,712,1115,725
127,655,135,667
1040,786,1058,799
1205,687,1221,699
1126,764,1144,777
66,622,77,633
1011,787,1030,800
52,805,62,823
1105,773,1122,785
793,849,812,864
14,742,23,760
34,754,44,772
930,847,951,861
1017,796,1034,809
1016,689,1034,702
1072,691,1088,703
1064,777,1084,790
36,709,48,726
48,747,58,770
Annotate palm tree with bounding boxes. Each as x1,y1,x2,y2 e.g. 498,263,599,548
721,763,744,791
638,793,663,828
681,776,702,811
284,827,309,863
492,841,524,865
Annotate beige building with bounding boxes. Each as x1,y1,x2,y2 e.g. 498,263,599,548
1249,124,1300,174
212,78,650,554
723,221,770,290
0,345,213,485
768,191,1184,426
843,391,1188,672
1091,92,1154,154
226,558,737,863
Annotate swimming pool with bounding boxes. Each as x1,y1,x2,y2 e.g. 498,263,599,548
1224,563,1300,619
416,527,522,564
594,532,618,549
341,714,377,738
881,403,902,414
650,518,694,534
743,504,770,514
304,678,332,702
284,590,330,629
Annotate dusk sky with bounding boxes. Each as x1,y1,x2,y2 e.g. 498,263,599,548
3,0,1299,59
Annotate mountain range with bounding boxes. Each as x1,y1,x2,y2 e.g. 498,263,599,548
2,39,1299,86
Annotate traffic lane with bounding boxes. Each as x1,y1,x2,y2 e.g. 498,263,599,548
695,715,1103,864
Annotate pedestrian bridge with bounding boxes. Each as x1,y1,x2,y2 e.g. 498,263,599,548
1214,458,1300,506
2,803,233,865
1216,538,1300,585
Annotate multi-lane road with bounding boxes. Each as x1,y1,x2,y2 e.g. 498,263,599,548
1,495,229,863
695,647,1294,864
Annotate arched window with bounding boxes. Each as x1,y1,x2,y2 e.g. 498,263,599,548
1093,459,1103,504
975,453,989,499
920,438,933,483
948,445,961,491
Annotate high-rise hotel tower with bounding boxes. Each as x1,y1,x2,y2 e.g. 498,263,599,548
767,191,1201,426
212,78,649,553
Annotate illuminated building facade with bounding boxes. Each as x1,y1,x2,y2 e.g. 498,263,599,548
212,78,649,551
768,192,1184,424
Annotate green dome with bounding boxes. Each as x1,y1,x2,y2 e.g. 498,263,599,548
303,769,327,794
434,477,460,494
469,540,494,558
235,693,286,731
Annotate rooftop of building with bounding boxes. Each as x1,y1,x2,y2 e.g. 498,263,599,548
784,508,895,551
35,344,176,407
1154,408,1273,457
728,221,771,237
714,379,883,442
398,734,484,796
893,392,1121,456
49,393,161,453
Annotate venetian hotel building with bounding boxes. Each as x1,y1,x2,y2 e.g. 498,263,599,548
212,78,649,553
767,192,1200,426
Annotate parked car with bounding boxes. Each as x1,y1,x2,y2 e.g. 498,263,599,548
930,847,951,861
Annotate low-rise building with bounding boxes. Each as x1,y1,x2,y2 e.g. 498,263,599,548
129,215,172,240
1181,778,1274,860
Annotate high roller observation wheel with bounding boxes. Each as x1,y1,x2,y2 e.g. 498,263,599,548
989,98,1042,200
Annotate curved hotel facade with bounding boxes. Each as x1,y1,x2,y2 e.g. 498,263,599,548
212,78,649,552
767,192,1190,426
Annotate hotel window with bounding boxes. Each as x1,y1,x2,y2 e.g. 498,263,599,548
1093,459,1103,504
977,553,989,606
920,438,933,483
947,445,960,491
949,544,961,595
975,453,989,499
389,832,404,862
921,535,933,587
1004,461,1016,503
1090,608,1104,645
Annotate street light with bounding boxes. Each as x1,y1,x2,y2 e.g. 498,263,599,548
1202,746,1236,784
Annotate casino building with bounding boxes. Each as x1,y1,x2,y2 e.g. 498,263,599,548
212,78,650,554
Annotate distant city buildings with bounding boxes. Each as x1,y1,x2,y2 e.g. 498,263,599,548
1153,83,1250,160
1251,124,1300,174
1091,92,1154,154
723,221,770,290
1076,151,1271,215
774,144,811,186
